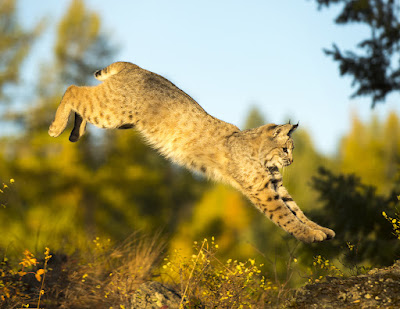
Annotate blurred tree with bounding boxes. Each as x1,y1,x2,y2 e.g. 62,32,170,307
383,112,400,184
308,167,399,267
27,0,115,134
283,129,329,211
242,105,266,129
0,0,42,102
170,184,254,260
96,130,204,239
301,112,400,267
0,0,116,250
312,0,400,106
0,0,205,252
339,112,400,194
55,0,115,86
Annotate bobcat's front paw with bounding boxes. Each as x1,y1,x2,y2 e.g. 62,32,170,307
48,122,63,138
319,227,335,240
295,228,327,243
306,222,336,240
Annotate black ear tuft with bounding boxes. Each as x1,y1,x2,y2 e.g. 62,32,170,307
288,123,299,136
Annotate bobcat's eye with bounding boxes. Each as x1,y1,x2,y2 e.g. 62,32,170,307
283,147,288,154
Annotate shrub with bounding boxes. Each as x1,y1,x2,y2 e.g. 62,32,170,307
162,237,278,308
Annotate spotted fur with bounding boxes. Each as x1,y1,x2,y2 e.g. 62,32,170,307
49,61,335,243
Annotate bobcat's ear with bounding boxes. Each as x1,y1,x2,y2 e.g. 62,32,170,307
272,126,282,138
273,123,299,138
288,123,299,136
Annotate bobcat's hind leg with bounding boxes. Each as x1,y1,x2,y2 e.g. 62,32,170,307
69,113,87,142
48,85,75,138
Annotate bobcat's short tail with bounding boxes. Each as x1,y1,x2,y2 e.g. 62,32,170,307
94,61,136,81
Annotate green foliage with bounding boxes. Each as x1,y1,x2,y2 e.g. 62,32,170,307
313,0,400,106
309,167,400,266
2,3,400,304
93,130,204,238
0,178,14,208
0,0,204,253
383,204,400,240
339,112,400,194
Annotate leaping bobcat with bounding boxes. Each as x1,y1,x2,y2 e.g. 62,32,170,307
49,61,335,243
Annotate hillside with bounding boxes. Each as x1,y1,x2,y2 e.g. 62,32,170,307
125,260,400,308
284,260,400,308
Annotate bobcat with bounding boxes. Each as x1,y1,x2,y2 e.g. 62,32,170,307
49,61,335,243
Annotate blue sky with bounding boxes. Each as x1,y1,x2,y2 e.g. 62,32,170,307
17,0,400,154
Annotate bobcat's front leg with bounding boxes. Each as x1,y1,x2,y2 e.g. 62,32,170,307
266,166,335,240
48,85,76,138
277,186,335,239
245,185,327,243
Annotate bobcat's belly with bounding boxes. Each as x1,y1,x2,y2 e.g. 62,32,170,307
80,106,136,130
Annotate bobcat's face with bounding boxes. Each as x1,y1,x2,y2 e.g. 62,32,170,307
259,124,297,169
263,138,294,169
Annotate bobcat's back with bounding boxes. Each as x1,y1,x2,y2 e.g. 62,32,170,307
49,62,239,181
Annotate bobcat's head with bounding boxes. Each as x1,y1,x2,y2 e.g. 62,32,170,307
259,123,298,169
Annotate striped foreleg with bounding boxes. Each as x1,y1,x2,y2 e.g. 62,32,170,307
277,186,335,239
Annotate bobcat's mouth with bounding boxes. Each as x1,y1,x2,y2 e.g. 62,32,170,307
282,160,292,167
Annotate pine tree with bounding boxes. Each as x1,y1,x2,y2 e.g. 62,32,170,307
312,0,400,106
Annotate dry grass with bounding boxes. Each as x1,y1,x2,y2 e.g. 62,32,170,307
161,237,279,308
59,233,165,308
0,233,165,309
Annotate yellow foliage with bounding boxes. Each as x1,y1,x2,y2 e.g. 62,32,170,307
19,250,38,268
308,254,343,283
162,237,276,308
340,111,400,194
169,184,254,260
382,210,400,240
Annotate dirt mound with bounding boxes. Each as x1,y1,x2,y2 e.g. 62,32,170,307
284,260,400,308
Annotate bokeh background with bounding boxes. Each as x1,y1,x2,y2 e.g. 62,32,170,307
1,0,399,282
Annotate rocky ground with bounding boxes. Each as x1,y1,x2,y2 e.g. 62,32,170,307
283,260,400,308
121,260,400,308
